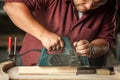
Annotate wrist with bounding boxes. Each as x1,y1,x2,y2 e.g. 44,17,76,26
89,45,95,58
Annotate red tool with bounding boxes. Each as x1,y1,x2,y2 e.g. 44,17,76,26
8,36,12,56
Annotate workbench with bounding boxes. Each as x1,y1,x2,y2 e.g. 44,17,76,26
0,61,120,80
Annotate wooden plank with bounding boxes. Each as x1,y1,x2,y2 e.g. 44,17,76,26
1,61,120,80
8,67,120,80
18,66,77,75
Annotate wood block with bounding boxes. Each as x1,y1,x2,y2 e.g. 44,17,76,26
96,69,110,75
18,66,77,75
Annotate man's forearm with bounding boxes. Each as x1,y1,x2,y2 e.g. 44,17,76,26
90,39,110,58
4,2,49,41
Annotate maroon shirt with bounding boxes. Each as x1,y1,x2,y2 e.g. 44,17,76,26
5,0,117,66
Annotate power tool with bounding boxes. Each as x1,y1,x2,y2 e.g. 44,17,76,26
38,36,90,66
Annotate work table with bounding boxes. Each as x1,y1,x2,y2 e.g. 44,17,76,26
0,61,120,80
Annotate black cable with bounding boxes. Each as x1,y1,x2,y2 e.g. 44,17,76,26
0,49,42,63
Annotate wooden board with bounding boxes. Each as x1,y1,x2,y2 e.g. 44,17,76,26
7,67,120,80
1,61,120,80
19,66,77,75
7,66,120,80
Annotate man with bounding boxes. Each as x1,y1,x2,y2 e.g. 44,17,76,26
4,0,117,66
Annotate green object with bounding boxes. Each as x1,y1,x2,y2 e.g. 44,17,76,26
38,36,90,66
37,47,49,66
38,36,74,66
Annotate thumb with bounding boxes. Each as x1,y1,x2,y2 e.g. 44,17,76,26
73,42,77,47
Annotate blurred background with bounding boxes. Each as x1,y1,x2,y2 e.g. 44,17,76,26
0,0,25,63
0,0,120,65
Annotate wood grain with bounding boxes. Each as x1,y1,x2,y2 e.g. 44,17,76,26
19,66,77,75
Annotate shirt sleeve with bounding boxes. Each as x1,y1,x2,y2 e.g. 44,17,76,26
97,0,117,47
4,0,54,11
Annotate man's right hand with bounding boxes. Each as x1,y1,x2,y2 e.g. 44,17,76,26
40,31,64,51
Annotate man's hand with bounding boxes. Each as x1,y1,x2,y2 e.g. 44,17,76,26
73,40,91,57
40,31,64,51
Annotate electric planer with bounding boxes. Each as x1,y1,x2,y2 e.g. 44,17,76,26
38,36,90,66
